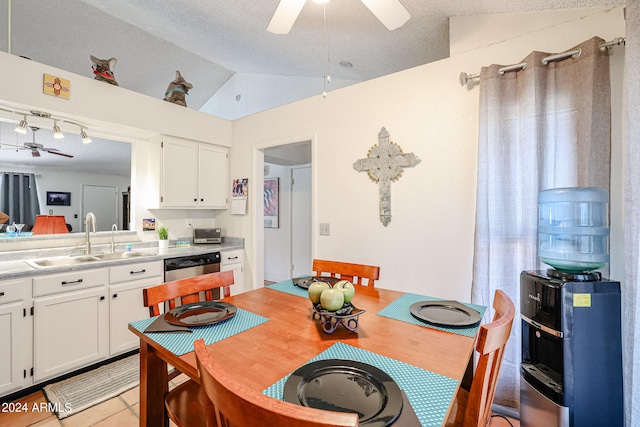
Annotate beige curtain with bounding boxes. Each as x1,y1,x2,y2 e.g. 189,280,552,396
624,1,640,425
472,36,611,409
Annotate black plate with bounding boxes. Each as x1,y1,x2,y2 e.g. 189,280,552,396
293,276,340,289
409,300,481,327
164,301,236,327
283,359,403,426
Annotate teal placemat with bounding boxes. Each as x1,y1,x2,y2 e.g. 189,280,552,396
377,293,486,338
267,279,309,298
129,308,269,356
263,342,458,427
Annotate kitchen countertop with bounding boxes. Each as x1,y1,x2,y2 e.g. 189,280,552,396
0,239,244,280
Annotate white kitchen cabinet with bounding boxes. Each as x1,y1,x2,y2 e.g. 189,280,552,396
32,269,109,382
0,278,30,396
160,136,228,208
108,261,163,355
221,249,244,295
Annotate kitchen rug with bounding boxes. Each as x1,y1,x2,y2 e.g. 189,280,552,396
43,354,139,419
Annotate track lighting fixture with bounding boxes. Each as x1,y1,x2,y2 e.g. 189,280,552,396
0,105,91,143
53,120,64,139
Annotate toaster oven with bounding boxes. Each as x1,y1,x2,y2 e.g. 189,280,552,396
193,228,222,244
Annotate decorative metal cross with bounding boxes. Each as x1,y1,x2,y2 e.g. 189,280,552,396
353,127,421,226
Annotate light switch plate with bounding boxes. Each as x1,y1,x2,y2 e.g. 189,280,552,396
319,223,330,236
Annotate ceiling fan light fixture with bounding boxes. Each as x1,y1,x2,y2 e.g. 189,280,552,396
53,120,64,139
360,0,411,31
81,128,92,144
15,116,28,134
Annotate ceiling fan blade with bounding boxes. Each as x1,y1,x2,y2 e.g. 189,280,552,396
44,149,74,158
267,0,307,34
360,0,411,30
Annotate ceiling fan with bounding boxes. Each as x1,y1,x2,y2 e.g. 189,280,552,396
267,0,411,34
0,126,74,158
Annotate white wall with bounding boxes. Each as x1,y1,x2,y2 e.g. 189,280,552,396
220,6,626,299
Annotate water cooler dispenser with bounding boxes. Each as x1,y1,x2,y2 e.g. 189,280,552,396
520,188,623,426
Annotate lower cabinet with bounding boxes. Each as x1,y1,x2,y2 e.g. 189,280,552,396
221,249,244,295
0,278,30,396
32,268,109,383
109,261,163,355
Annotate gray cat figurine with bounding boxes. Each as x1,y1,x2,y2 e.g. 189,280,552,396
164,71,193,107
90,55,118,86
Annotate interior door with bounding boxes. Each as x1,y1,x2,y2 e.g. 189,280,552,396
82,184,118,231
291,166,312,277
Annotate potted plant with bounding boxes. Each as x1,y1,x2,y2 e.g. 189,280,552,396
158,226,169,249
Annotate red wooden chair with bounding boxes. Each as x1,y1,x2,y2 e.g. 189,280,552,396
446,290,516,427
312,259,380,286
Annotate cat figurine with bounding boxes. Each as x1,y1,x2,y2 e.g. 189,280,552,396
164,71,193,107
90,55,118,86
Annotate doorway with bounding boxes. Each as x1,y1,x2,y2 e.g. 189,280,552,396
253,136,316,288
81,184,118,231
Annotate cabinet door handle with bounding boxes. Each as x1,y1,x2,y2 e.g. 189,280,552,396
130,269,146,275
200,198,204,202
0,291,4,297
227,256,239,260
100,296,106,301
61,279,83,286
112,293,118,298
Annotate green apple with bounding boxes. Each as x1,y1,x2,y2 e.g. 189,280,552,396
320,288,345,312
308,281,331,304
334,280,355,303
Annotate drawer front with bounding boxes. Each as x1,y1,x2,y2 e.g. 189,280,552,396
109,261,163,284
33,269,108,297
221,249,243,266
0,278,30,305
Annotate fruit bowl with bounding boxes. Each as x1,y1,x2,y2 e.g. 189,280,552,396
311,302,365,334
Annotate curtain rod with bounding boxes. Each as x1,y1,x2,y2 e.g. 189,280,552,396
459,37,625,87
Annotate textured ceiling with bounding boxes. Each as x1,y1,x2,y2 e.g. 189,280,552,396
0,0,623,173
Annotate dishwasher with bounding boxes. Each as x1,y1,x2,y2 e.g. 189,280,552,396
164,252,222,298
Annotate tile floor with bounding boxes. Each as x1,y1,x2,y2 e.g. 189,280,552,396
0,374,189,427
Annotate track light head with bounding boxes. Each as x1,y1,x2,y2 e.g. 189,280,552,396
14,116,28,134
53,120,64,139
80,129,92,144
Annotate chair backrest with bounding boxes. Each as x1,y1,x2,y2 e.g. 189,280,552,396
312,259,380,286
463,290,516,427
143,270,234,317
194,339,359,427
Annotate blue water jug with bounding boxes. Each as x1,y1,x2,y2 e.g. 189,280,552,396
538,187,609,272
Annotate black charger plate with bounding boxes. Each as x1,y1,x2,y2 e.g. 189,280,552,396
283,359,403,426
164,301,236,327
409,300,480,327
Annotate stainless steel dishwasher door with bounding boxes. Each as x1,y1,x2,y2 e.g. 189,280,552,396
164,252,222,299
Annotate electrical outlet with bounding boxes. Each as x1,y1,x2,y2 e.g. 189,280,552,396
186,218,192,227
319,223,330,236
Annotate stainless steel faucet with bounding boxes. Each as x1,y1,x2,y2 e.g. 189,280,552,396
84,212,97,254
110,223,118,253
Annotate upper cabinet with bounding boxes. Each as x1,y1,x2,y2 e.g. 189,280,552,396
156,136,229,209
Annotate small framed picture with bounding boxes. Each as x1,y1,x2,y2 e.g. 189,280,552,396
264,177,279,228
46,191,71,206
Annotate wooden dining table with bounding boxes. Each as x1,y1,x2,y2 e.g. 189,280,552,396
128,281,483,427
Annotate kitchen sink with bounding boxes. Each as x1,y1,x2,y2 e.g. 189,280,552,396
26,251,152,268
